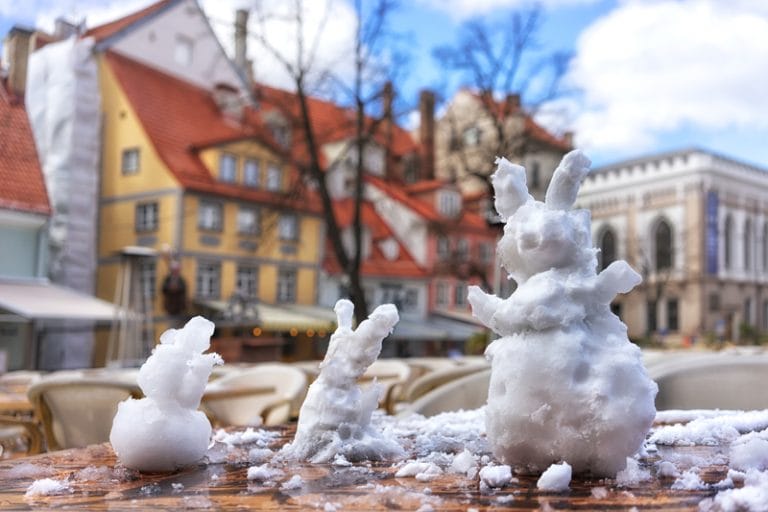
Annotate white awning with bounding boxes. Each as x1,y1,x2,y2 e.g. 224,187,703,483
0,279,119,322
197,300,336,332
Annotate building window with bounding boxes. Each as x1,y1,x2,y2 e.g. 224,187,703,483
278,213,299,241
530,161,540,189
244,159,260,187
667,298,679,331
277,268,297,303
654,219,673,271
744,218,752,271
266,163,282,191
174,35,193,66
270,123,290,148
139,260,156,298
462,125,481,147
437,236,450,261
479,243,493,264
709,293,720,312
219,153,237,183
381,284,404,308
647,300,657,333
744,297,753,327
237,207,259,235
456,238,469,261
599,227,617,271
438,190,461,217
436,282,449,307
724,214,733,270
404,288,418,308
454,282,468,307
236,266,259,298
121,148,140,174
198,200,223,231
196,261,221,299
135,202,158,232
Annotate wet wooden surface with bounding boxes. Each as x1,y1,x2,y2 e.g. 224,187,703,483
0,424,728,511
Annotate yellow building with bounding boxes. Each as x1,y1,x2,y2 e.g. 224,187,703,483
93,49,327,363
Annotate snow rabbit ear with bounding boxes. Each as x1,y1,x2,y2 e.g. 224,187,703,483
544,149,591,211
492,157,532,221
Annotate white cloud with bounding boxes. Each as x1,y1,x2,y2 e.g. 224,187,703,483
416,0,596,20
567,0,768,153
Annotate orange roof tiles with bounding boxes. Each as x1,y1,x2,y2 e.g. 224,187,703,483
0,83,51,215
105,51,319,212
85,0,176,43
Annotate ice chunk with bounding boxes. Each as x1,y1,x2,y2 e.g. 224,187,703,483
470,150,656,476
282,300,403,463
396,461,443,481
280,475,304,490
479,464,513,488
655,460,680,478
110,316,223,472
615,458,652,486
449,449,477,476
536,462,572,492
25,478,70,497
729,430,768,471
247,464,284,482
671,468,707,490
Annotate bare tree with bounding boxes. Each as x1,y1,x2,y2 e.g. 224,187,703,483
432,6,571,197
248,0,406,324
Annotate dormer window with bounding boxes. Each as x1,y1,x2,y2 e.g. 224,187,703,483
462,125,481,147
174,35,193,66
244,159,260,187
213,82,242,119
219,153,237,183
438,190,461,218
269,123,291,148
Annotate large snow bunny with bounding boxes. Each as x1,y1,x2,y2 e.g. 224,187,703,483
468,150,657,476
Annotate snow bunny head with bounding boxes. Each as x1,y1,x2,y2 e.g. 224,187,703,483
493,150,596,284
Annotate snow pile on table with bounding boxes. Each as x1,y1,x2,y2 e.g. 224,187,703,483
110,316,223,472
282,300,403,463
468,150,657,476
650,410,768,447
537,462,572,491
24,478,71,497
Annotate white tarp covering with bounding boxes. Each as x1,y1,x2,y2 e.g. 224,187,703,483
25,36,102,369
0,279,118,321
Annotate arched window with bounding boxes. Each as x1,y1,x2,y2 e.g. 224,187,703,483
598,227,617,271
724,215,733,270
655,219,673,271
744,218,752,271
763,223,768,271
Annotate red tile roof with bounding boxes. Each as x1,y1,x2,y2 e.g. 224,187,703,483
255,83,418,169
324,199,427,278
105,51,319,213
0,83,51,215
84,0,176,43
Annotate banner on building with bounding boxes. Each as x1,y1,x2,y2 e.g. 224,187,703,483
706,191,718,274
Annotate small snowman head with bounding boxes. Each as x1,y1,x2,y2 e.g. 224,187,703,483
493,150,596,283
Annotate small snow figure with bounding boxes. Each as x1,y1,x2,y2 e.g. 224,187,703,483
282,299,403,463
110,316,223,472
468,150,658,477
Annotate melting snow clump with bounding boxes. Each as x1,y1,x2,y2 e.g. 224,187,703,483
479,464,513,488
110,316,223,472
282,300,403,463
25,478,71,497
536,462,572,492
468,150,657,476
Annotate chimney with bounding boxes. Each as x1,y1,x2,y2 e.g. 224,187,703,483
54,18,80,39
505,93,520,113
419,89,435,180
3,27,33,96
382,81,395,181
563,130,574,148
234,9,253,83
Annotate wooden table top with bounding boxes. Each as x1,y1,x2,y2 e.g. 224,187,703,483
0,424,729,511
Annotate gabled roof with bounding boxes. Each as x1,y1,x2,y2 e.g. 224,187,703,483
324,199,428,279
105,51,319,213
0,83,50,215
84,0,178,44
465,89,572,152
256,83,419,169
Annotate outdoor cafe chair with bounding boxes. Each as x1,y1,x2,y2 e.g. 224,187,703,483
0,414,43,457
201,363,308,427
27,374,143,451
386,362,489,414
360,359,412,409
398,369,491,418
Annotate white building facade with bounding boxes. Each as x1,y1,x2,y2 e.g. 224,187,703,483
576,148,768,344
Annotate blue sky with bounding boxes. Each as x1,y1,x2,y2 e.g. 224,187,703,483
2,0,768,169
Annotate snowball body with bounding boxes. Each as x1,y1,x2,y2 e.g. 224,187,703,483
469,150,657,476
282,300,402,463
110,316,222,472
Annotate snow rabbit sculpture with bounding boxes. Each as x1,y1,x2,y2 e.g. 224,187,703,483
468,150,658,476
